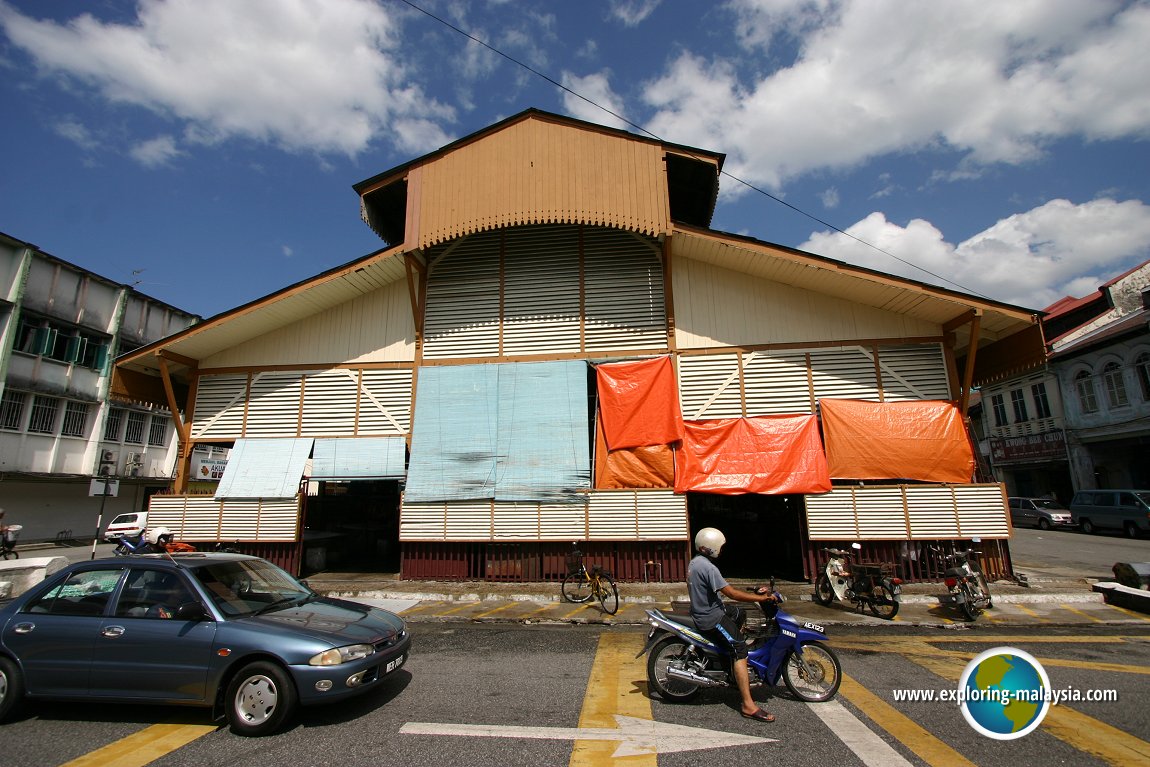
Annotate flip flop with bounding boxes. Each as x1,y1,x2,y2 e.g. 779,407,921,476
741,708,775,722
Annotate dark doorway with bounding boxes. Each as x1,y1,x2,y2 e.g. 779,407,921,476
686,492,805,581
301,480,401,573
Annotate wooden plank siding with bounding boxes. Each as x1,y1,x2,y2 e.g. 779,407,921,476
408,118,674,249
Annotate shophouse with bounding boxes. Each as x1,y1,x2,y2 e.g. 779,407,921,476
112,110,1044,582
0,232,200,542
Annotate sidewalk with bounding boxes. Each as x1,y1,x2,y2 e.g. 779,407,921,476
304,566,1136,627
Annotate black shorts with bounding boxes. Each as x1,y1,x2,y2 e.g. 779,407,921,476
700,605,748,660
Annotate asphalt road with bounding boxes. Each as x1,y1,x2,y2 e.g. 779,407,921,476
2,622,1147,767
1006,524,1150,580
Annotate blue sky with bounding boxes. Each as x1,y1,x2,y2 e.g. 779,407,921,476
2,0,1149,320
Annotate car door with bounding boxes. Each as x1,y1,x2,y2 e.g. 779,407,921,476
88,567,217,701
2,567,126,697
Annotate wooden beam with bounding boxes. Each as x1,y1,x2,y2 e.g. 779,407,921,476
158,357,192,494
960,311,982,416
156,349,199,370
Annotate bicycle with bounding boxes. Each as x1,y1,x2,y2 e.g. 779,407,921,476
560,545,619,614
1,525,22,560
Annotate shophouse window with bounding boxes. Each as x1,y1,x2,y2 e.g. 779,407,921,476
61,401,90,437
1138,353,1150,400
104,408,124,441
990,394,1008,427
147,415,168,446
1075,370,1099,414
28,395,60,434
1010,389,1028,423
1103,362,1129,408
124,411,147,444
1,390,26,431
1031,382,1052,419
15,313,110,371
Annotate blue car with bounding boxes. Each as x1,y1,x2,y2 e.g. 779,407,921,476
0,552,410,736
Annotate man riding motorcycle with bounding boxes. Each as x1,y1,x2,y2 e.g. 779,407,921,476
687,527,777,723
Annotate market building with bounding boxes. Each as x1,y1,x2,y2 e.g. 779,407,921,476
112,110,1044,582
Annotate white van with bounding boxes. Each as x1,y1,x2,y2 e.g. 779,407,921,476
102,512,147,542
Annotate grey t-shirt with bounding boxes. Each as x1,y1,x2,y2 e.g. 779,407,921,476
687,554,728,630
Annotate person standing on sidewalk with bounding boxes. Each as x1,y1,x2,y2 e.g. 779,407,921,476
687,526,777,723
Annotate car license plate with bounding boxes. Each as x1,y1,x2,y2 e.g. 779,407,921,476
386,654,406,673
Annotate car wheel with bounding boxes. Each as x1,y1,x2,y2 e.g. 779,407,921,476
1038,518,1051,531
0,656,25,722
1125,522,1140,539
1081,518,1095,534
225,661,298,737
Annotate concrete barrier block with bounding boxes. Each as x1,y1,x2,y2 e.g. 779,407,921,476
0,556,69,597
1093,581,1150,614
1112,562,1150,589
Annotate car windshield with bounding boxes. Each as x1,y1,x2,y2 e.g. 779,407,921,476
1137,492,1150,506
1034,499,1066,510
192,559,314,618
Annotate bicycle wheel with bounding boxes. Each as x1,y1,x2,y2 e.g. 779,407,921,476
561,571,593,603
596,573,619,615
0,548,16,561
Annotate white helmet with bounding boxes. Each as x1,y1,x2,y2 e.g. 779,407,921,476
695,527,726,557
146,526,172,545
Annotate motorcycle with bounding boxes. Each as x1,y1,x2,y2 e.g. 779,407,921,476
813,543,902,620
930,542,993,621
637,580,842,704
113,526,194,556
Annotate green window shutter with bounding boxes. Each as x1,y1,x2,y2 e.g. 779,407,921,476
93,343,110,373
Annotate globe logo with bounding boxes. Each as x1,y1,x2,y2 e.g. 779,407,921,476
958,647,1051,740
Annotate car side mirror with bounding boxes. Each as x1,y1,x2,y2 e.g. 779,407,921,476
175,601,210,621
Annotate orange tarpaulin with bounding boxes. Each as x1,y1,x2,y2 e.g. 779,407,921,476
596,356,684,450
820,399,975,483
674,415,831,495
594,416,674,489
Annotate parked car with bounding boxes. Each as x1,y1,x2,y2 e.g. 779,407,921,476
0,553,410,735
102,511,147,542
1007,497,1073,530
1069,489,1150,537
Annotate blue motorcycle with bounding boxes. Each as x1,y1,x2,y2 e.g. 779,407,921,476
637,582,842,704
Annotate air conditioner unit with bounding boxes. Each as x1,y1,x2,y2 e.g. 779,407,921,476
126,466,140,477
98,464,112,476
126,452,143,465
100,450,116,463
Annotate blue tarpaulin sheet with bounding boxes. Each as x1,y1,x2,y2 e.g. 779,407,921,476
311,437,407,479
404,361,590,503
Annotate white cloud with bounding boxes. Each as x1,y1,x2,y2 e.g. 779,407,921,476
800,198,1150,310
0,0,454,156
129,134,182,167
644,0,1150,188
609,0,662,27
561,70,630,129
819,186,839,209
54,118,99,150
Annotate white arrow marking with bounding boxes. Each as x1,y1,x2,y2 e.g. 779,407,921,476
400,714,776,757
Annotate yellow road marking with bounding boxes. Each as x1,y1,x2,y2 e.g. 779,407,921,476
837,673,975,766
1103,603,1150,622
1012,603,1049,622
1061,605,1103,623
400,600,447,615
570,632,654,767
59,722,218,767
440,601,482,616
905,651,1150,766
562,603,591,620
472,602,517,618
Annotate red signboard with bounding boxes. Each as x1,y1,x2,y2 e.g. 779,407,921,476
990,430,1066,462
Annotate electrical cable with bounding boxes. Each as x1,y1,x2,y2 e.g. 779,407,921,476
394,0,992,299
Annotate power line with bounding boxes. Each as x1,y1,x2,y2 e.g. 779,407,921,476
395,0,991,300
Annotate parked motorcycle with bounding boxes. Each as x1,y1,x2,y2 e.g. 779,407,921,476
813,543,902,619
930,542,993,621
113,526,193,556
637,580,842,704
